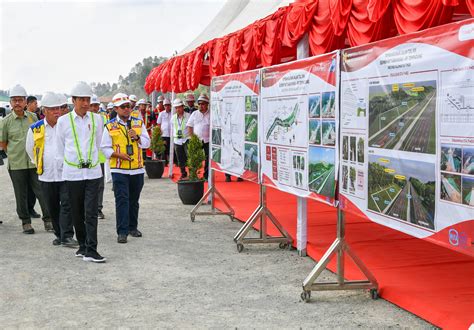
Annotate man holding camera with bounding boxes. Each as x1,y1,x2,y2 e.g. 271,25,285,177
100,93,150,244
56,82,106,263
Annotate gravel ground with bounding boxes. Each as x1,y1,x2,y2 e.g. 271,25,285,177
0,166,432,328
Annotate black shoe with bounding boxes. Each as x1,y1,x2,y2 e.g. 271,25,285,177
117,235,127,243
0,150,7,159
225,176,231,182
22,223,35,234
98,210,105,219
237,177,244,182
75,248,86,257
62,237,79,247
83,251,106,263
29,210,41,218
129,229,142,237
52,238,61,246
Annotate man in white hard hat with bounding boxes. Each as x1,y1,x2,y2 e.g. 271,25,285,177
56,81,106,263
88,94,107,220
185,93,197,114
129,94,138,111
186,93,210,179
156,95,165,113
101,93,150,243
156,98,172,166
0,84,52,234
171,98,190,179
26,92,78,246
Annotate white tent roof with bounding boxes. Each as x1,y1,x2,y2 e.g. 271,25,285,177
180,0,292,54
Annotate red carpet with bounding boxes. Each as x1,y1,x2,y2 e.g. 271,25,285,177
168,168,474,328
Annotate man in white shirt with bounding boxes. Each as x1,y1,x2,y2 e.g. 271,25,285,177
26,92,77,247
186,93,210,179
156,98,172,165
56,81,106,263
171,98,190,179
101,93,150,244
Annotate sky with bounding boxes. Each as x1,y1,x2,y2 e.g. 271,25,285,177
0,0,226,95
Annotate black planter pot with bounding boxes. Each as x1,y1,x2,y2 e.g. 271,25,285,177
145,159,165,179
177,180,204,205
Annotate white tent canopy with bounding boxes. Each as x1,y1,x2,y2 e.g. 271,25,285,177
180,0,292,54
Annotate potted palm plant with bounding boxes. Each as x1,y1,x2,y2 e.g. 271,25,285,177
177,134,205,205
145,126,166,179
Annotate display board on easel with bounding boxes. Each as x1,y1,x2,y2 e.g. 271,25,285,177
260,51,339,206
339,19,474,256
210,69,261,183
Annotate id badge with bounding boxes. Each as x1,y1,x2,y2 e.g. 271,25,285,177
126,144,134,156
177,129,183,138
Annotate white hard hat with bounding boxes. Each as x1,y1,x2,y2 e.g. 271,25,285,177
129,94,138,102
57,93,68,106
67,97,73,105
112,93,130,107
90,94,100,104
163,98,171,106
41,92,63,107
197,93,209,103
71,81,93,97
9,84,28,98
157,95,164,103
107,102,114,109
173,98,184,107
136,98,146,106
185,93,195,102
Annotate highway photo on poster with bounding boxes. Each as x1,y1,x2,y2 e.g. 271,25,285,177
440,144,462,173
368,80,436,154
212,128,222,145
309,119,321,145
368,155,435,230
462,147,474,175
244,143,258,172
308,146,335,198
321,91,336,118
308,94,321,118
462,176,474,207
263,97,307,147
212,147,221,163
244,114,258,143
440,172,462,204
322,120,336,146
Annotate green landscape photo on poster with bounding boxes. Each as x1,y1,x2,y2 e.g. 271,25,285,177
244,143,258,172
368,155,435,230
308,146,335,198
368,80,436,154
245,114,258,143
309,119,321,145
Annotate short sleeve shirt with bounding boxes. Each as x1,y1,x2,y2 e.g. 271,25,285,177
0,110,38,170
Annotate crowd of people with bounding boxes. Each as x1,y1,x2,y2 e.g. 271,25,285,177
0,82,212,263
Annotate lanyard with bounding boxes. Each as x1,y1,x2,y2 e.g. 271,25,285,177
67,112,96,166
174,114,186,134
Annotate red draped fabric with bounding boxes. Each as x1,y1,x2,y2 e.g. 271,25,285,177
145,0,472,93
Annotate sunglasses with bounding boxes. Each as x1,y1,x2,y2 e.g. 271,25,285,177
119,104,131,109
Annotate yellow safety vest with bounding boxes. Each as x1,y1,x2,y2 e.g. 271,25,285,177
105,117,144,170
31,120,46,175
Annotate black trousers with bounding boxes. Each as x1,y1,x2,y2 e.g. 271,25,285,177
163,136,170,165
27,184,36,214
175,142,188,176
66,179,101,253
40,181,74,241
112,173,144,235
203,141,209,179
98,163,105,212
8,169,49,225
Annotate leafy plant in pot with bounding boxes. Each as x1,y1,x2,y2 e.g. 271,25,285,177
145,126,166,179
177,134,206,205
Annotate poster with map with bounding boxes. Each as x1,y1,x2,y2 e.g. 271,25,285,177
210,70,260,182
261,52,339,204
340,19,474,256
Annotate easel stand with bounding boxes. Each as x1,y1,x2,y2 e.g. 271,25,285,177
190,169,235,222
301,207,378,302
233,184,293,253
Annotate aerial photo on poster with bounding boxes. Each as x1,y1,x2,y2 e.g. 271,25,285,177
245,114,258,143
462,147,474,175
462,176,474,207
322,121,336,146
309,119,321,145
244,143,258,173
321,91,336,118
309,94,321,118
440,144,462,173
368,80,436,154
368,155,435,230
308,146,335,198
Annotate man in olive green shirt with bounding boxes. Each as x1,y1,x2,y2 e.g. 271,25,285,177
0,84,51,234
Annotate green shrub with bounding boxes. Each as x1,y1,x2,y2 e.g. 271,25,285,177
150,126,166,159
186,134,205,181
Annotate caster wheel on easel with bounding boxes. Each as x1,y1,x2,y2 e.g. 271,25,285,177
279,242,289,249
301,290,311,302
190,214,195,222
370,288,379,300
236,243,244,253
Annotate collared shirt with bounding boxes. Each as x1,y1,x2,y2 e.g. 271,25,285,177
56,110,104,181
171,112,190,145
25,119,62,182
100,116,151,175
157,111,172,137
186,110,210,143
0,110,37,170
